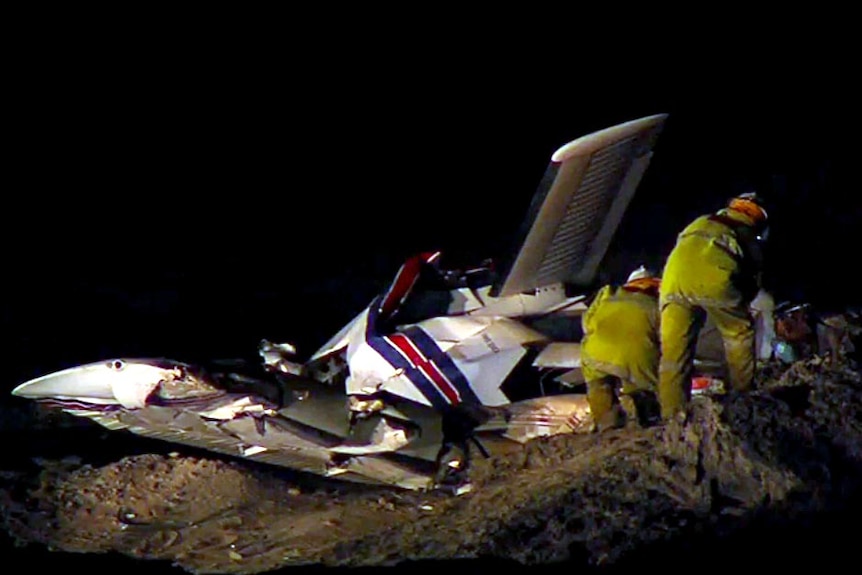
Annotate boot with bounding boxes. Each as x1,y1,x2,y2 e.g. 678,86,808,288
593,404,626,433
625,390,661,428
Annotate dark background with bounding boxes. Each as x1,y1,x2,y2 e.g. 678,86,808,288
5,60,859,388
3,17,862,574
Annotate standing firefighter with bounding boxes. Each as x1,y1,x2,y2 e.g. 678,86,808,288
581,265,662,432
658,191,769,420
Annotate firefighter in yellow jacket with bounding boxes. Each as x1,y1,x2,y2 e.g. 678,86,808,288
658,191,769,420
581,265,661,431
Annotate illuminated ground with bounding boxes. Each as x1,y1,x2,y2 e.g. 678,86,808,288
3,342,862,574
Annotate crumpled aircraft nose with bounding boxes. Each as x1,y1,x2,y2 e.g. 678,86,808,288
11,359,168,408
12,364,116,401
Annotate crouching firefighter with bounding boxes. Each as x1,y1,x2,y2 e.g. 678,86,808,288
580,265,662,431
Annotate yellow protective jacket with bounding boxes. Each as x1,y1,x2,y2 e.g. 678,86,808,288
580,281,660,391
660,208,764,308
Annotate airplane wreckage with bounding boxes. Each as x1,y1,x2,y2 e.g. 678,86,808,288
12,113,705,493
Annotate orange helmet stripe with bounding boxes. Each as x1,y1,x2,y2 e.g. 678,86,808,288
728,197,767,224
623,277,660,293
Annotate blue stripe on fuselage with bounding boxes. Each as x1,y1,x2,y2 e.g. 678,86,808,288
365,298,481,409
401,325,480,405
364,297,450,409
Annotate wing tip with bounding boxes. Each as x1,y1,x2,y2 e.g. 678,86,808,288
550,113,669,163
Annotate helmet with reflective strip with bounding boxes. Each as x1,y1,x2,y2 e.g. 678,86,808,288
728,191,768,225
626,265,655,283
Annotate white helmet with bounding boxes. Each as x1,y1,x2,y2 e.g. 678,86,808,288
626,265,654,283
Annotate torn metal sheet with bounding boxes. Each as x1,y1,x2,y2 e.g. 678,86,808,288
556,367,585,386
532,342,582,369
497,394,594,441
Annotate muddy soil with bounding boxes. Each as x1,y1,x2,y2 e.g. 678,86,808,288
2,353,862,575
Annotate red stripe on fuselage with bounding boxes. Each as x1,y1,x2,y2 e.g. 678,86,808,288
378,251,442,319
385,333,460,404
379,259,422,318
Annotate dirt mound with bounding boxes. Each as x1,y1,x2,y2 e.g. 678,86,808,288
3,353,862,574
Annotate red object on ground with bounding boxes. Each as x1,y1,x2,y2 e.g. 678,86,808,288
692,376,714,394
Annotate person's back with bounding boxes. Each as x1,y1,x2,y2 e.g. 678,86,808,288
662,208,763,308
582,283,660,388
581,267,661,431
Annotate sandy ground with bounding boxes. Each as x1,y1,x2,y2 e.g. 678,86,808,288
3,344,862,574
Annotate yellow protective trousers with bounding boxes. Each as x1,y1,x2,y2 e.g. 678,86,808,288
658,212,759,420
658,296,755,419
583,372,626,431
581,285,660,429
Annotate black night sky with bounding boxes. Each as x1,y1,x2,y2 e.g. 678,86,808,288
6,58,859,385
3,20,862,573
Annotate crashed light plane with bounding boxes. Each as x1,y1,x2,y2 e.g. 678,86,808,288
13,114,669,492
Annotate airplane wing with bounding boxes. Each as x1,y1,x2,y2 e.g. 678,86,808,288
9,358,442,489
491,114,668,297
11,357,597,490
